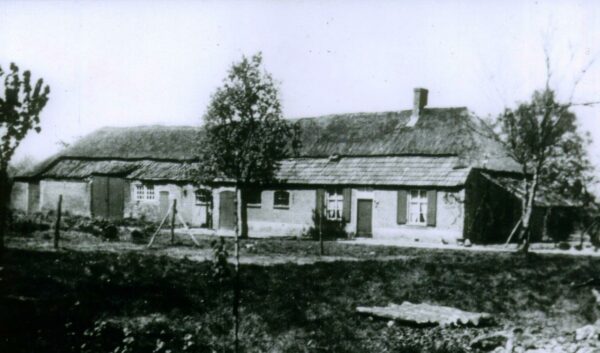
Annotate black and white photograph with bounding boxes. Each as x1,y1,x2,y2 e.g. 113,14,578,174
1,1,600,352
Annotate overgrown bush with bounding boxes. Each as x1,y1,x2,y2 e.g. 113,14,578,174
102,224,119,241
210,237,230,285
130,224,157,244
8,210,51,235
303,209,348,240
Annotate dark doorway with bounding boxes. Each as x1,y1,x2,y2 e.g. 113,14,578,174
219,190,236,230
91,176,125,220
356,199,373,237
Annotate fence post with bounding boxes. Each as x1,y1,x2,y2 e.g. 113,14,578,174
170,199,177,244
54,195,62,250
319,208,324,256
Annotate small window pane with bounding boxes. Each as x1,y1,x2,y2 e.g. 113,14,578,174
407,189,428,225
326,189,343,221
136,185,144,200
195,189,211,205
274,190,290,208
146,185,155,200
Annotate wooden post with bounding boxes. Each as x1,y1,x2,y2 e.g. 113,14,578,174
54,195,62,250
170,199,177,245
319,207,324,256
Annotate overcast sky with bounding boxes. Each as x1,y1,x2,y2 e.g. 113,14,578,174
2,0,600,172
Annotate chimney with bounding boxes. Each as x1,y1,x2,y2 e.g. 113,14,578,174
407,88,428,127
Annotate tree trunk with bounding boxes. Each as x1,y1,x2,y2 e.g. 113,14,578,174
0,167,9,257
233,186,242,353
239,188,248,239
53,195,62,249
518,171,539,254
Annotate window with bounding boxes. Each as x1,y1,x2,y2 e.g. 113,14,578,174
146,185,155,200
408,190,428,225
246,189,262,207
135,184,155,200
326,189,344,220
135,184,144,200
195,189,211,205
274,190,290,208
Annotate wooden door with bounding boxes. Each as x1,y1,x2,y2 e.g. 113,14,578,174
356,199,373,237
108,178,124,220
91,176,125,219
91,176,109,218
159,191,170,217
219,191,236,230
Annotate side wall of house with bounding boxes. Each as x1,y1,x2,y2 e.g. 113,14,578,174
246,188,316,237
40,179,91,216
345,188,464,243
125,181,210,227
212,186,465,241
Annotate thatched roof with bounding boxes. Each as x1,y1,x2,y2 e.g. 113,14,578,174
20,106,522,185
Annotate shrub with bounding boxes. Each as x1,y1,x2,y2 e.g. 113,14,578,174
130,225,156,244
102,224,119,241
303,209,348,240
8,211,51,235
210,237,230,285
557,242,571,250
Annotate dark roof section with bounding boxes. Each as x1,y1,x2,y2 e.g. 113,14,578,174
19,107,523,180
277,156,469,187
36,156,469,187
481,173,580,207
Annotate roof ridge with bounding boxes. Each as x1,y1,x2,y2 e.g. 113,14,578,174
290,106,468,121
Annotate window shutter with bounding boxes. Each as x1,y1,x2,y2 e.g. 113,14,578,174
316,189,325,216
342,188,352,222
427,190,437,227
397,190,407,224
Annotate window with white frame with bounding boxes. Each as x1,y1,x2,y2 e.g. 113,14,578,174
408,190,427,225
135,184,155,200
326,189,343,221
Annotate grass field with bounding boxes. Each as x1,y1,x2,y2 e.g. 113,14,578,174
2,234,600,353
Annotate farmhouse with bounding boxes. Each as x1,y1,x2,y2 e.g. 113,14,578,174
11,89,574,243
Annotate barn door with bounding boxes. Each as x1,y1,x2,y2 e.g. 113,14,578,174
108,178,124,220
91,176,124,220
219,191,236,230
91,176,109,218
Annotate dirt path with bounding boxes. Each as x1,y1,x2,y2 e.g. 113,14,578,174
6,236,412,266
341,238,600,257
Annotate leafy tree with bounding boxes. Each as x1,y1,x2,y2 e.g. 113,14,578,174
0,63,50,253
196,53,299,351
496,88,594,252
